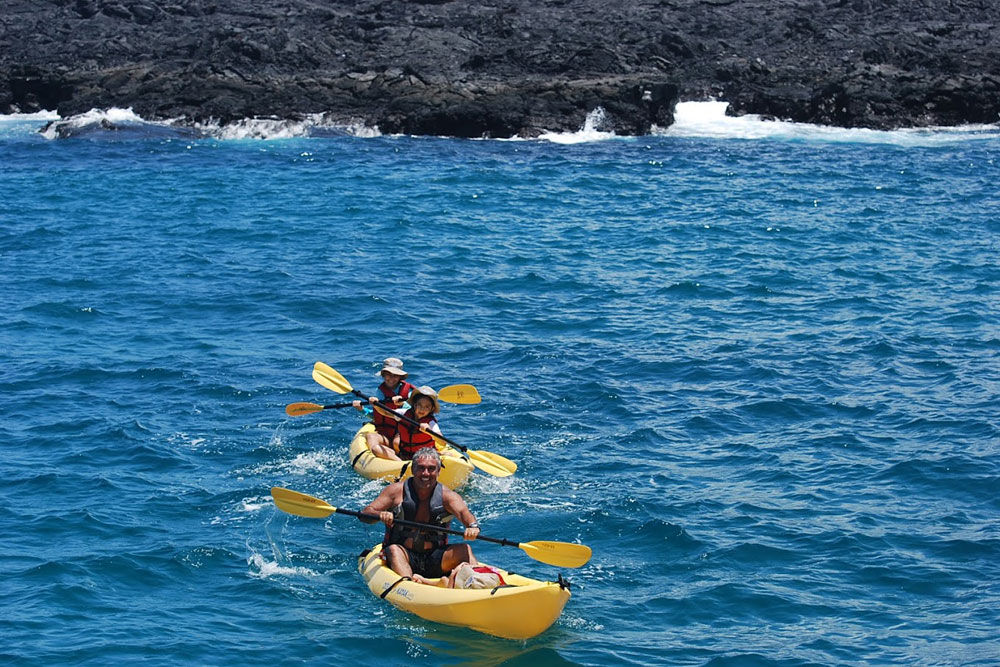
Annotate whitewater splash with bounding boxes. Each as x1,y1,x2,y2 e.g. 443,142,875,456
27,107,381,140
247,552,320,579
538,107,620,145
4,102,998,144
660,100,1000,146
0,109,60,122
234,449,343,478
201,114,380,140
533,101,998,145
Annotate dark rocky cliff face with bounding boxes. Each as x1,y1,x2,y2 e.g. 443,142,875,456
2,0,998,137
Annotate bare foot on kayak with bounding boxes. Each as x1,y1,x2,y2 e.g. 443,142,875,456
412,574,448,587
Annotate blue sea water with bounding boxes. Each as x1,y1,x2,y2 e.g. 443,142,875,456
1,104,999,666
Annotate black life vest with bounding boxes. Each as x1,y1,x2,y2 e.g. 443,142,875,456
385,478,452,551
372,380,415,437
394,408,438,459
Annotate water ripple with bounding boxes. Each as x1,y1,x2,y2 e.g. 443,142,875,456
2,126,998,664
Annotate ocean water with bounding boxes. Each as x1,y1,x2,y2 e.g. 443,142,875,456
1,103,998,666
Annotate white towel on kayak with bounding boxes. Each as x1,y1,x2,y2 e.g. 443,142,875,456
453,563,506,589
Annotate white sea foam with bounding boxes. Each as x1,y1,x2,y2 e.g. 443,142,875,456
9,101,997,144
659,100,1000,146
25,107,381,140
247,552,319,579
35,107,152,139
256,449,342,476
239,496,270,513
196,113,381,140
0,109,60,122
538,107,621,144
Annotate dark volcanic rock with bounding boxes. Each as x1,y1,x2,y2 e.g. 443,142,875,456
1,0,998,136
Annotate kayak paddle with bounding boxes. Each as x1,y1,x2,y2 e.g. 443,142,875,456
366,403,516,478
285,382,481,418
311,364,480,405
271,486,592,568
285,401,355,416
437,384,482,405
312,362,516,477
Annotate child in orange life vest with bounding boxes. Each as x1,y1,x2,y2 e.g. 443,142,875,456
352,357,417,459
390,386,443,461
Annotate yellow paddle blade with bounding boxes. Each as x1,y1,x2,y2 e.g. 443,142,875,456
424,431,516,478
285,402,324,417
471,449,517,473
370,402,401,423
468,450,516,477
518,541,592,568
438,384,482,404
271,486,337,519
312,362,353,394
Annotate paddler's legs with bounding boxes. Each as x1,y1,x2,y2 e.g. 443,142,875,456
367,432,401,460
383,544,414,577
440,543,477,576
384,545,445,586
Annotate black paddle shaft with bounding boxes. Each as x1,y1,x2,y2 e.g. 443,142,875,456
353,390,471,454
339,506,520,548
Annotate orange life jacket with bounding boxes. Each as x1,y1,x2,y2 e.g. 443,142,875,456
394,408,438,459
372,380,415,437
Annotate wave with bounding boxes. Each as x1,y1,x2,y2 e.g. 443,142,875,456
4,101,998,144
13,107,382,140
4,105,624,143
246,552,320,579
197,114,381,140
537,107,622,145
0,109,60,122
659,100,1000,146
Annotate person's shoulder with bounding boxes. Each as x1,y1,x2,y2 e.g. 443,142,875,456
384,479,406,495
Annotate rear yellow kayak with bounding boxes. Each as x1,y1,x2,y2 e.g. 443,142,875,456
348,423,473,489
358,545,571,640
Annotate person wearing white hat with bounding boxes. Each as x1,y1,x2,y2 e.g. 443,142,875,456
377,357,408,379
353,357,417,458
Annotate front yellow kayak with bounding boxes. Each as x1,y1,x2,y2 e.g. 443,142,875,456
358,545,571,640
348,423,474,489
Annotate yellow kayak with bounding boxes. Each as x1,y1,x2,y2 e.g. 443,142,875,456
348,423,474,489
358,545,571,640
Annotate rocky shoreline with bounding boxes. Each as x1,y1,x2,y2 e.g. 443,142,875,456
3,0,998,137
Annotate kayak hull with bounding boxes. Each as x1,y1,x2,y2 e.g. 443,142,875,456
348,423,473,489
358,545,571,640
